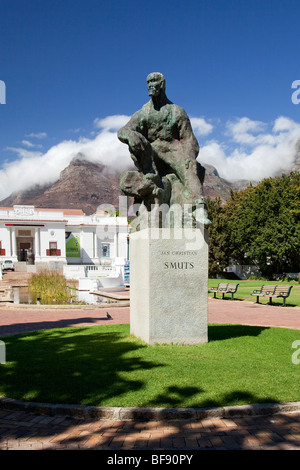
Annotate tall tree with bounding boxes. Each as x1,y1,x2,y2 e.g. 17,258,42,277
213,172,300,277
206,197,230,277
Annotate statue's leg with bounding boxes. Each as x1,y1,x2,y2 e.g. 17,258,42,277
166,159,211,227
168,158,203,203
129,139,158,176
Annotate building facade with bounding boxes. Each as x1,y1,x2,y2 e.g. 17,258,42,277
0,205,129,271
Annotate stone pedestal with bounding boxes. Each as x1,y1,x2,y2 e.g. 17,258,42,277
129,228,208,345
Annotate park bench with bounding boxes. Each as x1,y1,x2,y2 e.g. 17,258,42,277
251,285,293,306
209,282,239,300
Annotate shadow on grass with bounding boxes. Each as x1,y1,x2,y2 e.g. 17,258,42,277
0,323,299,449
0,325,163,406
148,385,204,407
0,315,120,338
208,324,268,341
0,324,269,408
198,390,279,409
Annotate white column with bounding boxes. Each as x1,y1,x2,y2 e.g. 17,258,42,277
80,228,83,262
115,229,119,257
93,230,98,261
9,227,12,257
34,228,40,258
12,227,17,257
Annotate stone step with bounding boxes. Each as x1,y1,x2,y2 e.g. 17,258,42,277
2,272,33,287
3,271,32,280
14,262,28,272
0,284,13,302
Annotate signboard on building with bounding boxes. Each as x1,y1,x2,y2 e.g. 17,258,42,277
65,232,80,258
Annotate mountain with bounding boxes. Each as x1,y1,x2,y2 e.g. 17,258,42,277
0,154,249,213
201,163,250,200
0,155,122,215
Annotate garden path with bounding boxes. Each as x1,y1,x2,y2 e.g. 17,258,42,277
1,298,300,451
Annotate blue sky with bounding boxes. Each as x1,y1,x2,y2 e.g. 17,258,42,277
0,0,300,199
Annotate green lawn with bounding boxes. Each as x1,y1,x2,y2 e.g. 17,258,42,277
1,323,300,409
208,279,300,307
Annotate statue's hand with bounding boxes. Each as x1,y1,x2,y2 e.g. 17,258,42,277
127,132,151,156
145,172,160,185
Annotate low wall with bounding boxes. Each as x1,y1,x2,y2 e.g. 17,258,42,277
224,265,261,280
63,264,115,280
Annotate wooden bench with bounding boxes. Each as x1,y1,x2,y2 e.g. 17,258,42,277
209,282,239,300
251,285,293,306
269,285,293,306
209,282,228,298
224,283,239,300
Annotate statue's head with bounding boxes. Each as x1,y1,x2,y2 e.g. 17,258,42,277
147,72,166,97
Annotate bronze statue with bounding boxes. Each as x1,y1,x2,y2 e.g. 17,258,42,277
118,72,210,227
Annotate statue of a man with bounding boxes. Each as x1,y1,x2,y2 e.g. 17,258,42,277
118,72,210,226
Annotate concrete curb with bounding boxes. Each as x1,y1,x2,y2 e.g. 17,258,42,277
0,302,129,309
1,396,300,421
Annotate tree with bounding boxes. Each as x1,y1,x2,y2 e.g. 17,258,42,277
214,172,300,277
206,197,230,277
222,185,259,266
247,172,300,276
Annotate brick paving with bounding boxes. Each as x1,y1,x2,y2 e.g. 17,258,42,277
1,297,300,338
0,304,131,338
0,298,300,450
0,408,300,450
208,297,300,331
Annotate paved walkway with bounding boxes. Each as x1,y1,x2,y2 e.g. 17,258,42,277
1,298,300,451
1,297,300,338
1,407,300,450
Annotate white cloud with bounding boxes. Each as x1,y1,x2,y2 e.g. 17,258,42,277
226,117,267,145
272,116,299,133
21,140,43,149
5,147,43,159
21,140,35,148
25,132,47,139
1,114,299,201
94,115,131,131
199,116,300,181
0,117,132,200
190,117,213,136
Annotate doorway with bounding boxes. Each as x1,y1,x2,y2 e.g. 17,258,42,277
19,242,31,261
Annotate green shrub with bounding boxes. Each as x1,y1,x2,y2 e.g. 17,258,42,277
29,270,73,305
247,275,270,281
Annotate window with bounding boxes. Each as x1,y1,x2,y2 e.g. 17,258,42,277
0,241,5,256
101,243,110,258
46,242,61,256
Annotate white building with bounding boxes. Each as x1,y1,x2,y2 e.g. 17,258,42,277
0,205,130,275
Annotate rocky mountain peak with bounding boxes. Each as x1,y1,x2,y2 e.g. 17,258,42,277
0,155,252,213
